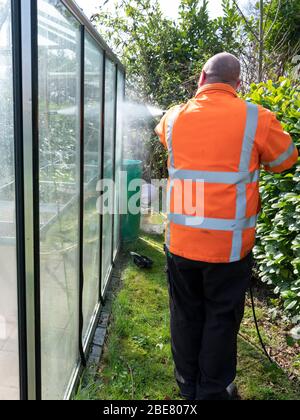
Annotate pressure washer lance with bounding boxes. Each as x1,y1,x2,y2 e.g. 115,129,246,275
130,252,154,269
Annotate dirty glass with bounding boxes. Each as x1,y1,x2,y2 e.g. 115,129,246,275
82,33,102,341
113,70,125,257
38,0,80,400
0,0,19,401
101,59,116,294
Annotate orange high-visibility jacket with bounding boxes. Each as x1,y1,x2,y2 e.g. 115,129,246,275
156,83,298,263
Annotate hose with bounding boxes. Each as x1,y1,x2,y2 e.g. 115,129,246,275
249,286,275,365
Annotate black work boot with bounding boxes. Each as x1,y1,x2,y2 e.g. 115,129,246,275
174,369,196,400
226,383,239,400
197,383,239,401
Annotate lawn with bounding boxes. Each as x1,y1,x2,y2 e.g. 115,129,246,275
76,234,300,401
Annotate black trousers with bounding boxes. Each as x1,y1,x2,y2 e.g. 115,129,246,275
166,250,253,400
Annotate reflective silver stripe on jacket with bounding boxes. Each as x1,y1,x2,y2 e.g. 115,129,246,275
231,102,259,261
168,213,257,231
169,167,260,184
262,142,295,168
166,106,182,169
165,101,259,261
165,106,182,247
166,180,174,248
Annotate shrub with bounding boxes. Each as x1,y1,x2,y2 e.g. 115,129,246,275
246,78,300,321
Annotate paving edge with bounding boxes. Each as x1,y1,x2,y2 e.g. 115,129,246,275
86,270,122,375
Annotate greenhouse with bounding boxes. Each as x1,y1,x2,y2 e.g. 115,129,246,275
0,0,125,400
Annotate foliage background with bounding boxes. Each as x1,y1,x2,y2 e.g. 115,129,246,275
247,79,300,321
92,0,299,178
92,0,300,104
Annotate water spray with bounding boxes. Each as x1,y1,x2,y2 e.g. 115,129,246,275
145,105,167,117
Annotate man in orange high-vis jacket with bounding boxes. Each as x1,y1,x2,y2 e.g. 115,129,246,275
155,52,298,401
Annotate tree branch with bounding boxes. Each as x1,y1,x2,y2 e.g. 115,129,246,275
264,0,281,39
232,0,260,42
263,0,274,32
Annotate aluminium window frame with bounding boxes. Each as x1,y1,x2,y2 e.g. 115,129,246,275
11,0,28,401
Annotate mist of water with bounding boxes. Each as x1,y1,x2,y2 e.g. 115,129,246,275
145,104,165,117
124,101,164,119
122,101,165,175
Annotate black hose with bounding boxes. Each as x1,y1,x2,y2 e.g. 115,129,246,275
249,286,275,365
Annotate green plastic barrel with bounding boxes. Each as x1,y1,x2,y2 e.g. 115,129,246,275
121,160,142,242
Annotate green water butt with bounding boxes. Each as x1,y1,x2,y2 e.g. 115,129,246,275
121,160,142,242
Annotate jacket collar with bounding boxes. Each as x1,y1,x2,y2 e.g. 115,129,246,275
195,83,238,98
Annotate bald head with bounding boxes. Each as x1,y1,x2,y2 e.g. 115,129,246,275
199,52,241,89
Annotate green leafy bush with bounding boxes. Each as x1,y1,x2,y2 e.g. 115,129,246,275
246,78,300,321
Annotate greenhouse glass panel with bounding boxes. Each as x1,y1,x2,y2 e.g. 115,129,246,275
113,70,125,257
38,0,80,400
101,59,116,294
0,0,19,400
82,33,103,340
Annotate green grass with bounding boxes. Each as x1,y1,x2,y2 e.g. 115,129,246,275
76,234,300,401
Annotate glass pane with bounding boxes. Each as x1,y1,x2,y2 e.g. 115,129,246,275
0,0,20,400
113,70,125,256
101,59,116,294
38,0,80,400
82,34,102,340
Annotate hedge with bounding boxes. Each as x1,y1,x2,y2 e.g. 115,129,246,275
246,78,300,321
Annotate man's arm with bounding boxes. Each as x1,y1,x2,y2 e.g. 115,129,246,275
260,113,298,173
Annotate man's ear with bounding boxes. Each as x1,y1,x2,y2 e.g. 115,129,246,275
198,71,206,87
236,79,241,90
